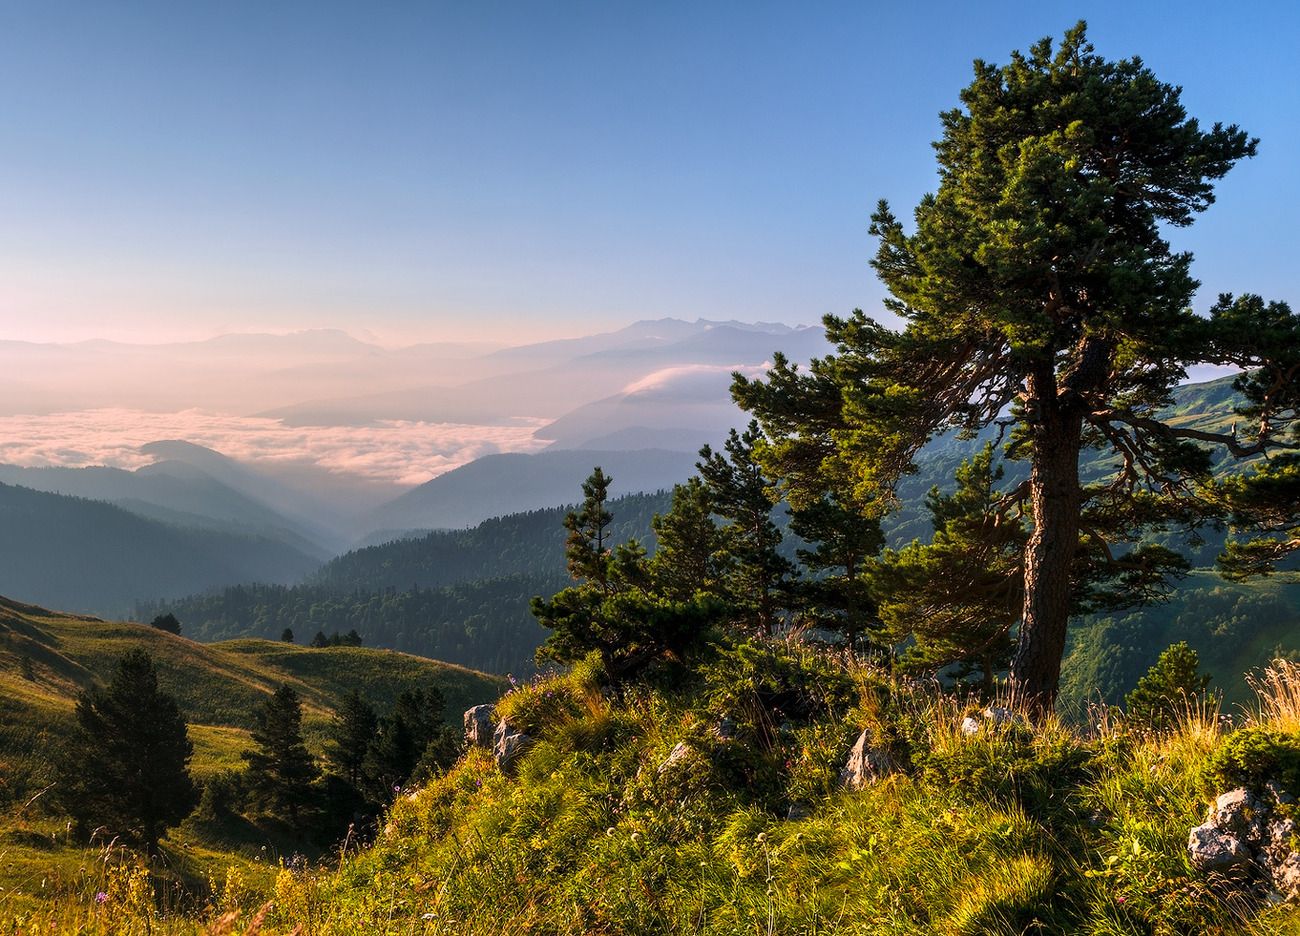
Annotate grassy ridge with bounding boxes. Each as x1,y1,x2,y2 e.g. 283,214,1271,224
0,594,505,925
0,591,504,812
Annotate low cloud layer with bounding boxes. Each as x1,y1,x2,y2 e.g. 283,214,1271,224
0,409,551,487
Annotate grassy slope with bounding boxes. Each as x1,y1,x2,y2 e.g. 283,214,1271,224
0,594,505,924
239,651,1300,935
0,594,503,740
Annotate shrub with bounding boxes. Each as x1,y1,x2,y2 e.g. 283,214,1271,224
1204,727,1300,794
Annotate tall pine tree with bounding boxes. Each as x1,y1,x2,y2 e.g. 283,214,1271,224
735,23,1298,711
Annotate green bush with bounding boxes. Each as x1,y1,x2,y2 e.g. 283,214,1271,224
1204,726,1300,793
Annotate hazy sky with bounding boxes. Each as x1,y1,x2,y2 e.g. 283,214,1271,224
2,1,1296,346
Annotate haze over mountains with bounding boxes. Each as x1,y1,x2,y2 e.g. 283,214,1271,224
0,318,829,613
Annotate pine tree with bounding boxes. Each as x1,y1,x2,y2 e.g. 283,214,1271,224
870,446,1024,689
697,421,794,635
1124,642,1213,730
788,494,885,650
63,649,196,851
533,468,720,681
734,23,1297,711
649,478,726,601
362,687,456,799
325,689,378,787
243,685,319,825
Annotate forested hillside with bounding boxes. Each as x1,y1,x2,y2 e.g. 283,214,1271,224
144,575,560,675
0,482,322,616
317,491,672,591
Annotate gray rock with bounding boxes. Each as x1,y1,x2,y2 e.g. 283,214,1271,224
1268,779,1297,805
959,706,1027,736
983,706,1026,729
1188,823,1253,873
786,802,811,821
840,728,896,790
713,716,738,741
1269,852,1300,901
1211,788,1260,836
657,741,699,776
491,719,533,775
463,704,497,748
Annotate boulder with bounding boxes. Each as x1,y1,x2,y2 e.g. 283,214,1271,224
463,704,497,748
1210,788,1260,836
492,719,534,775
840,728,896,790
1187,823,1252,873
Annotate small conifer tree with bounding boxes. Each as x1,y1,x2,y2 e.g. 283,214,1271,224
64,649,196,851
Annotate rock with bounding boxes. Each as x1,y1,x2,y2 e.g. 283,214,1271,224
959,706,1027,736
463,704,497,748
786,802,811,821
1188,823,1253,873
491,719,533,775
1268,780,1297,806
713,716,738,741
1268,852,1300,901
657,741,698,776
839,728,896,790
983,706,1026,729
1210,788,1260,836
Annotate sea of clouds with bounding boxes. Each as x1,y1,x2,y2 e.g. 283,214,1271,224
0,409,551,487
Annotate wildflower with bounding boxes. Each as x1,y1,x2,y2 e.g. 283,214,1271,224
94,892,108,904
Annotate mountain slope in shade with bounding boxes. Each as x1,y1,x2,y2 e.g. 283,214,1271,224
363,449,698,533
0,482,322,617
0,458,333,558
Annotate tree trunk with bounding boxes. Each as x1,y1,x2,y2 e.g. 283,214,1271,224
1011,370,1084,715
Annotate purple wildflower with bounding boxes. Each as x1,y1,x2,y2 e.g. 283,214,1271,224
94,892,108,905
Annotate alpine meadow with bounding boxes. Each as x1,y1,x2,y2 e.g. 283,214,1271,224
3,10,1300,936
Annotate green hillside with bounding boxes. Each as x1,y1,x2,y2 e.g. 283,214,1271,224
0,594,503,792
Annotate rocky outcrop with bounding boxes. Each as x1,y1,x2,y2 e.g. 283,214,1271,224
492,719,534,775
464,704,497,748
1188,786,1300,901
840,727,896,790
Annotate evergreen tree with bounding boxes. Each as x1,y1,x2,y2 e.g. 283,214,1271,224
697,421,794,635
871,446,1024,689
149,612,181,635
325,690,378,787
362,687,457,799
788,493,884,650
649,478,727,602
63,649,196,851
734,23,1297,711
280,627,294,643
534,468,720,681
243,685,319,825
563,466,615,590
1124,642,1213,730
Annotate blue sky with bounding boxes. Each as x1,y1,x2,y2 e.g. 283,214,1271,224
1,1,1295,344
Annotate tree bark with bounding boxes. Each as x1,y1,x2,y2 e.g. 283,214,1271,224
1011,368,1085,715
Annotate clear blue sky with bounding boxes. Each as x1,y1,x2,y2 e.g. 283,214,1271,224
1,1,1295,344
